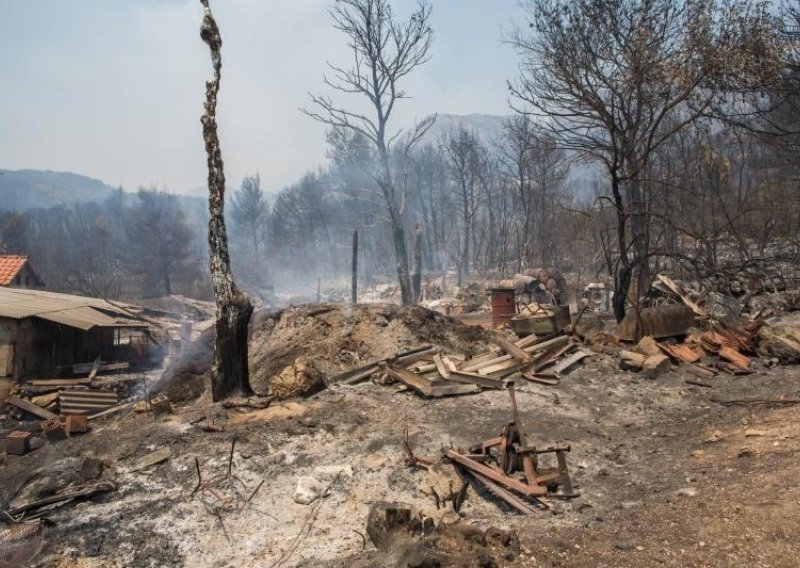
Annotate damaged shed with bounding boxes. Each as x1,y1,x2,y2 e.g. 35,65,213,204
0,287,154,381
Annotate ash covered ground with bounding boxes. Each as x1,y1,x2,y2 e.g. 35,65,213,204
1,303,799,567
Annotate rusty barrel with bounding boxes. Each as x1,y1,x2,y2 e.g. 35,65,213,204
490,287,516,328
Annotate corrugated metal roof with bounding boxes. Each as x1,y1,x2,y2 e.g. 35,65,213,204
0,287,146,331
0,255,28,286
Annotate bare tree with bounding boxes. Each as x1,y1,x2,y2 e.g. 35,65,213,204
442,127,484,284
510,0,778,321
199,0,254,401
231,173,269,281
303,0,435,305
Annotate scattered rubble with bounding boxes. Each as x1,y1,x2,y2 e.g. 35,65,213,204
0,265,798,566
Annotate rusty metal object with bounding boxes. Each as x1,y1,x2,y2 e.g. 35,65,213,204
490,288,516,328
614,304,695,341
444,384,577,513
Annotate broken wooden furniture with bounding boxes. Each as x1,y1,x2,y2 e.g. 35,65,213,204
445,383,577,513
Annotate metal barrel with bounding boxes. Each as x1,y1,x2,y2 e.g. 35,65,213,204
490,287,516,328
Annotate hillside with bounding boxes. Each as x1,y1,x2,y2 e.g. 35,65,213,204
0,169,118,211
418,113,511,145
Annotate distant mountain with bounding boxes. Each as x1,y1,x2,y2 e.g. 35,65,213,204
0,169,119,211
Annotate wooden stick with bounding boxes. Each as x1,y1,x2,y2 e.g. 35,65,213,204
7,481,116,516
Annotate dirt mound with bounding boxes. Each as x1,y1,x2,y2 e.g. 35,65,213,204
154,303,490,402
249,303,491,394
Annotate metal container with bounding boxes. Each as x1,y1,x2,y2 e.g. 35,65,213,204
511,305,571,337
490,288,516,328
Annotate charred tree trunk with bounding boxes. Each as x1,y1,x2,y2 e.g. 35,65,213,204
199,0,254,401
411,223,423,303
611,173,631,323
351,229,358,305
391,215,413,305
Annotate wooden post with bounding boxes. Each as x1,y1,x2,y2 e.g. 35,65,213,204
352,230,359,305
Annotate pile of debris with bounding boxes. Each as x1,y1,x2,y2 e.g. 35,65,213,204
2,358,160,456
404,384,577,515
248,303,492,396
605,273,800,380
332,330,590,396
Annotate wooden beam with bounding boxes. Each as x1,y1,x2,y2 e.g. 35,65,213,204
433,355,450,378
6,395,58,420
448,371,505,389
493,336,533,363
444,448,548,496
553,351,589,375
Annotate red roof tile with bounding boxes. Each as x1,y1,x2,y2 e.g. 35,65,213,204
0,255,29,286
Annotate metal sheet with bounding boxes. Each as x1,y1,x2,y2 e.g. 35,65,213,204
59,389,119,415
614,304,695,341
0,288,145,330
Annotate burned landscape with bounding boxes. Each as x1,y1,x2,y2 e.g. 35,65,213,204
3,0,800,567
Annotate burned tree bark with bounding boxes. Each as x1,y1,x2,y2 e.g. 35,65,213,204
351,229,358,305
411,223,423,303
199,0,254,401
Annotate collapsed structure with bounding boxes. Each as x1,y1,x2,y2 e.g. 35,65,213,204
0,288,153,381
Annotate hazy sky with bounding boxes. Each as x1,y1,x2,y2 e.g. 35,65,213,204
0,1,526,194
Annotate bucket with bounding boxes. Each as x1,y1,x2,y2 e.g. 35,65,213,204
490,288,516,328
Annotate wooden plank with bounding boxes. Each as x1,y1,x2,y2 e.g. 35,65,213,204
30,392,59,408
656,274,707,317
532,342,575,373
493,336,533,363
478,358,519,376
524,335,569,355
341,365,380,385
521,373,560,386
553,351,589,375
6,395,58,419
444,448,547,497
442,357,459,374
460,350,507,372
411,362,437,373
462,337,567,374
468,471,541,514
427,383,481,397
433,355,450,379
448,370,505,389
684,364,716,380
386,366,435,397
27,378,91,387
88,403,130,420
72,361,129,375
487,366,526,380
514,333,551,349
131,447,172,472
467,354,513,373
7,481,116,516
